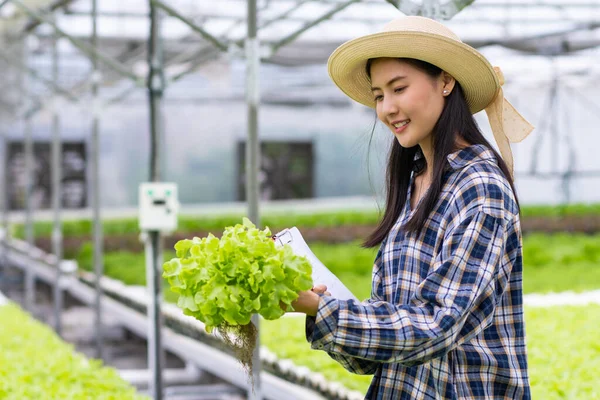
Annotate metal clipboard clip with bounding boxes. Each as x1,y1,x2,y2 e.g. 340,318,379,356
272,229,293,247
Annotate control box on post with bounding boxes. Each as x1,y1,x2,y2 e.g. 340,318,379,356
138,183,179,232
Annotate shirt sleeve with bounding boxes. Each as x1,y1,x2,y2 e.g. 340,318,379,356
304,245,386,375
307,207,511,366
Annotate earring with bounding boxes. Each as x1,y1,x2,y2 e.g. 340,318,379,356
443,90,449,95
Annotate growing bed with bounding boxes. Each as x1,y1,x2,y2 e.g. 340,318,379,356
73,235,600,399
0,301,147,400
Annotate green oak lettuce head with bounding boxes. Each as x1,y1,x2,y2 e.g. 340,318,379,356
163,218,313,332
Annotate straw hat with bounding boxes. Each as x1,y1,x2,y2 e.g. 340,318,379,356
327,16,534,176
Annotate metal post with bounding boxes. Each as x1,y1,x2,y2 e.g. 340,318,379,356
0,38,8,287
144,229,163,400
22,36,36,311
562,91,576,204
550,68,559,177
0,126,6,293
91,0,105,361
24,114,35,312
1,37,22,293
147,2,165,399
246,1,262,399
50,19,63,336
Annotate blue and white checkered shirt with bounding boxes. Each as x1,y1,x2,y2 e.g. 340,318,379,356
307,144,530,399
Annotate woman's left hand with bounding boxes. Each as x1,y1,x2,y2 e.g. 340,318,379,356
290,284,330,316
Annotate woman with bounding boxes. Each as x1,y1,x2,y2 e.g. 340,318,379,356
290,16,534,399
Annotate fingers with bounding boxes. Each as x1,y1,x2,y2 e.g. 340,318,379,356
312,284,328,294
312,284,332,297
280,300,291,312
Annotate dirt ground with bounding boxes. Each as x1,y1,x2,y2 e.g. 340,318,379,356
30,214,600,256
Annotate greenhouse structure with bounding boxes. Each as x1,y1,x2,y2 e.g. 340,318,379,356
0,1,599,399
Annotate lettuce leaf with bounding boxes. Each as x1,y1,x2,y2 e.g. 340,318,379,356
163,218,313,332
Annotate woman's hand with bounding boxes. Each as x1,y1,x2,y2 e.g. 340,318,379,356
312,284,331,297
290,284,330,316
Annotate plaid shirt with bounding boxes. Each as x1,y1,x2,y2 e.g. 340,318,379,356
306,144,530,399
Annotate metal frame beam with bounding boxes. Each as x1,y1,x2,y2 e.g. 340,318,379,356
473,21,600,54
385,0,475,19
269,0,360,54
63,10,149,18
142,0,369,84
49,10,600,26
8,0,142,85
20,0,76,34
10,0,596,100
150,0,230,52
476,2,600,7
0,48,77,101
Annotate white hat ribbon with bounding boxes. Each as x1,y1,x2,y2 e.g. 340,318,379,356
484,67,534,178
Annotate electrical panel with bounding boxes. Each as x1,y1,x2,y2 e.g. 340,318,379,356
139,183,179,232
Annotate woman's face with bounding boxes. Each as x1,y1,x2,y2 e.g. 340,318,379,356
369,58,451,148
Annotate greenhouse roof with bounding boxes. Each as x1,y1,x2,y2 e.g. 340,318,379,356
0,0,599,109
2,1,599,62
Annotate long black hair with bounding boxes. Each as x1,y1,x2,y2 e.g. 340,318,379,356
363,58,519,248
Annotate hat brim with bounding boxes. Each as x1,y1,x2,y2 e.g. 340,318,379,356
327,31,500,114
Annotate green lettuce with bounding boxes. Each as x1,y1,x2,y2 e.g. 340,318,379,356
163,218,313,331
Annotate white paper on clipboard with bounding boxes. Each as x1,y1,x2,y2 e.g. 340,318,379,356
274,227,358,302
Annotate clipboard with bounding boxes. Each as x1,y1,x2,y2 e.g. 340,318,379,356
273,227,358,302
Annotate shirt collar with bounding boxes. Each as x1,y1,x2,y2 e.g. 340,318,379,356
446,144,498,171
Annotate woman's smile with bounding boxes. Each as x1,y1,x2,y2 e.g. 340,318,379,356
390,119,410,134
